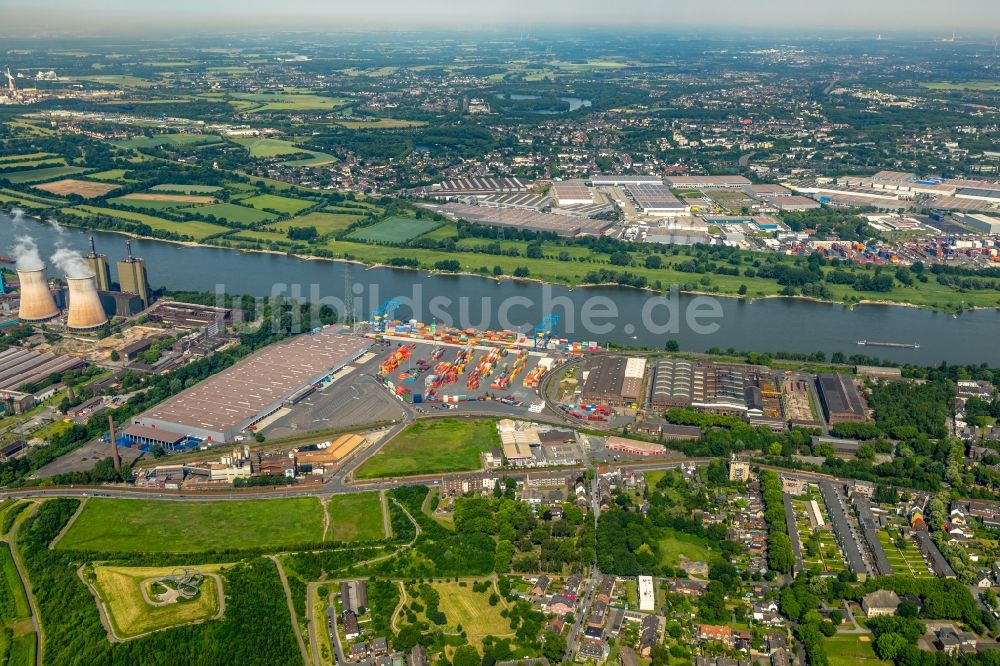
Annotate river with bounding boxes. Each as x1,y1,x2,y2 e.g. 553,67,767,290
3,213,999,365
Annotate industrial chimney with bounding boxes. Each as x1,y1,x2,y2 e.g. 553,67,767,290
65,274,109,330
15,266,59,322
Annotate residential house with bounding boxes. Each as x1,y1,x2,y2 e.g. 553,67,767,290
862,590,900,617
532,576,550,596
343,610,361,640
408,645,428,666
938,625,977,656
639,615,662,658
547,596,575,616
697,625,733,647
563,575,583,600
372,637,389,656
596,576,615,604
578,642,608,662
349,643,369,661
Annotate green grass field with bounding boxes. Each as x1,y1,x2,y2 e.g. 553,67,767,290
656,528,715,568
115,134,221,150
6,632,34,666
91,563,223,638
824,634,887,666
0,544,29,621
0,193,55,209
149,184,222,194
335,118,427,129
241,193,314,215
107,196,193,210
347,216,442,244
326,493,387,542
182,202,276,224
426,581,512,648
3,165,89,184
56,498,325,553
355,419,499,479
268,211,364,236
85,169,134,182
230,93,351,113
0,158,67,170
0,152,57,163
922,81,1000,91
66,206,230,241
229,137,336,165
228,230,291,245
877,530,934,578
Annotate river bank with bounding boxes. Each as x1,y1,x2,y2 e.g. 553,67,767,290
6,211,1000,365
13,207,989,315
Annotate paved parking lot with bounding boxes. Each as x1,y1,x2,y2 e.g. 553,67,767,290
262,374,406,439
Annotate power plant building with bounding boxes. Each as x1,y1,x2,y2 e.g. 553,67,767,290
84,237,112,292
117,241,150,308
134,330,371,443
15,267,59,322
65,274,108,331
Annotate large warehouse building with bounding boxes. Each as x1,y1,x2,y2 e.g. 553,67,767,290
816,373,867,424
664,175,752,189
625,183,689,216
135,330,372,443
580,356,646,407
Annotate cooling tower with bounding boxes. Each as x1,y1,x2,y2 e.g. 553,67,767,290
65,275,109,330
15,268,59,322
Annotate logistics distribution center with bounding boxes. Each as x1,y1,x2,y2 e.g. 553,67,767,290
132,329,372,444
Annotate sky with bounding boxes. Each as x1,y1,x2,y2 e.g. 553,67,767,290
2,0,999,34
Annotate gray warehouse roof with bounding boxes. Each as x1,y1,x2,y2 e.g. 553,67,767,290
138,330,371,442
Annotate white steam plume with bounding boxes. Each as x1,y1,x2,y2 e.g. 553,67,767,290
45,215,94,279
12,235,44,272
50,246,93,279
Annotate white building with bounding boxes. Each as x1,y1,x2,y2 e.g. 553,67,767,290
638,576,655,612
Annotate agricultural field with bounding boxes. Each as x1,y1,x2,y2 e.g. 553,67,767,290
335,118,427,129
0,157,67,169
65,206,230,241
149,184,222,194
89,564,224,639
182,202,276,224
0,152,58,164
824,634,887,666
326,493,387,542
922,81,1000,91
115,134,221,150
268,211,364,236
3,165,89,184
33,179,120,198
240,193,314,215
55,497,326,552
85,169,135,182
355,419,499,479
422,581,512,648
229,93,351,113
346,216,441,244
877,529,935,578
229,137,336,166
114,193,216,208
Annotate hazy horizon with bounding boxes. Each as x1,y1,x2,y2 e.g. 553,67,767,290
2,0,999,37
